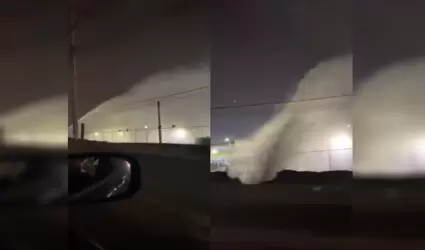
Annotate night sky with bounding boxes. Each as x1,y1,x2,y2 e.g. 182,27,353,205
1,0,425,143
0,1,68,115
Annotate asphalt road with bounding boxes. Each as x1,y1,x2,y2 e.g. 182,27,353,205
210,171,425,248
69,160,425,249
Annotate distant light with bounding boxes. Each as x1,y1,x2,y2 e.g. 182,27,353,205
94,132,99,137
118,131,124,136
173,128,187,139
330,133,352,149
233,100,237,103
144,125,148,129
347,124,351,127
224,137,230,142
169,128,194,144
211,148,219,154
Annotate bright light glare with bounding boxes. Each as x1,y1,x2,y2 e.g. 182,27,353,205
330,133,352,150
173,128,187,139
144,125,148,129
169,128,194,144
94,132,99,136
224,137,230,142
118,131,124,136
211,148,219,154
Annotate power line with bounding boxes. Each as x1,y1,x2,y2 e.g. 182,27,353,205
79,85,209,120
123,85,209,108
211,94,353,110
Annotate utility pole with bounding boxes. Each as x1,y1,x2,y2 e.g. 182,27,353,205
0,126,4,144
80,123,85,139
69,0,79,138
157,101,162,143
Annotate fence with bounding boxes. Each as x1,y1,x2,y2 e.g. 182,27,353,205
284,148,352,172
84,125,209,144
210,145,352,172
73,81,210,144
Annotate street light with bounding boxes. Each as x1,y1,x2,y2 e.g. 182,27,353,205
173,128,187,140
330,133,352,150
169,128,194,144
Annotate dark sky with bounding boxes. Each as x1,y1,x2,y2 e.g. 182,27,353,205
212,0,351,107
354,0,425,85
0,1,68,115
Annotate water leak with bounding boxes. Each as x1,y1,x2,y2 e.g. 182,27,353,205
227,55,353,184
227,55,425,184
354,58,425,178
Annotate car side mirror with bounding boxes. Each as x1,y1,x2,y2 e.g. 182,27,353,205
68,154,141,204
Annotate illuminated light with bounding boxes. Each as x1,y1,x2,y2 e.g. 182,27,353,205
329,133,352,150
118,131,124,136
347,124,351,127
169,128,195,144
94,132,100,137
144,125,148,129
224,137,230,143
211,148,219,154
173,128,187,139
